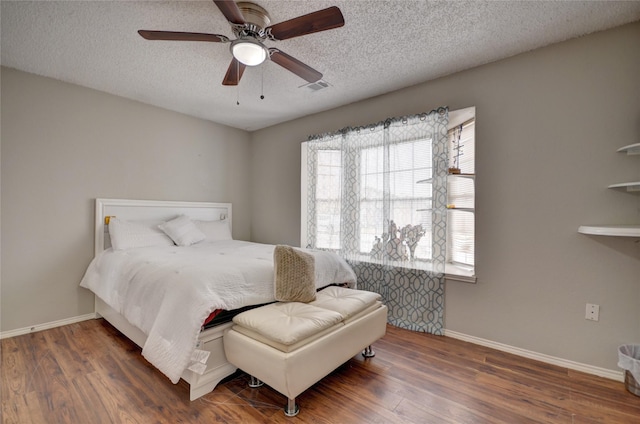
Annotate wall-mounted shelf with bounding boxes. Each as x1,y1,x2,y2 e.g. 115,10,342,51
617,143,640,155
579,143,639,237
608,181,640,193
578,225,640,237
417,207,475,213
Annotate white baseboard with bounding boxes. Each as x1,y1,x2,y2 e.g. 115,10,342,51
0,313,97,339
0,316,625,383
445,329,624,382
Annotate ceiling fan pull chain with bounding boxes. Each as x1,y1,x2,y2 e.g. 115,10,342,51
260,65,265,100
236,60,240,105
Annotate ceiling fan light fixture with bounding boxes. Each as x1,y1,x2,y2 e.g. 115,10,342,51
231,38,267,66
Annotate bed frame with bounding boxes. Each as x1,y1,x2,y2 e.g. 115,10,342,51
92,198,238,400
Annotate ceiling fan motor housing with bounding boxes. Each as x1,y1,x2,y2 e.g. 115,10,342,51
236,2,271,35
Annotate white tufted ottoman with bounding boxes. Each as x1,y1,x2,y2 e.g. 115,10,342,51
223,286,388,416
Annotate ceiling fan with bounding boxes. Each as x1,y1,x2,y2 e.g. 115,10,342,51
138,0,344,86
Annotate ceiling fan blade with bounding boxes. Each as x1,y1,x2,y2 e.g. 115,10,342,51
213,0,246,25
222,57,246,86
138,30,230,43
269,48,322,83
266,6,344,41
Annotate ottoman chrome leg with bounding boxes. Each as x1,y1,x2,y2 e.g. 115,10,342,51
362,345,375,358
248,375,264,388
284,398,299,417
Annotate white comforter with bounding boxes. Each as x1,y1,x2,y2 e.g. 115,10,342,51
79,240,356,383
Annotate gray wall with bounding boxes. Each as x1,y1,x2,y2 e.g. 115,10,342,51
250,22,640,372
1,67,252,331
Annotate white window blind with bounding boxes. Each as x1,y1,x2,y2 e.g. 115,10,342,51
447,119,475,267
358,139,434,258
315,149,342,250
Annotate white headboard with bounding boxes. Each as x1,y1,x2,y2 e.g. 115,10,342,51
94,198,232,256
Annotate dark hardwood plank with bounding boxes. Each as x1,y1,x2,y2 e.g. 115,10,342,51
43,328,96,379
1,337,27,397
2,319,639,423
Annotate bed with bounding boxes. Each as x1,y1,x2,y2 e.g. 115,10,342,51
80,198,357,400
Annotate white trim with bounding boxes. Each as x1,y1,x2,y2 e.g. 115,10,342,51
445,329,624,382
0,313,97,339
445,263,477,283
1,314,623,383
445,273,477,283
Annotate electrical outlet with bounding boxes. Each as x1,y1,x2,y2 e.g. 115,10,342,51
585,303,600,321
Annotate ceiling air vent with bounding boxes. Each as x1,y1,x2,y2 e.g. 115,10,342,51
301,80,331,92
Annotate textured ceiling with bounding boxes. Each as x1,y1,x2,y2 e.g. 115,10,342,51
2,1,640,131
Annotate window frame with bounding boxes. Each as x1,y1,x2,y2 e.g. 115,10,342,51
444,107,476,282
301,107,476,283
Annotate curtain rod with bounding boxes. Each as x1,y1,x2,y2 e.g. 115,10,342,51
448,118,475,133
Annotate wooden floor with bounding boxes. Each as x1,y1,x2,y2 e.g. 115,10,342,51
2,319,639,423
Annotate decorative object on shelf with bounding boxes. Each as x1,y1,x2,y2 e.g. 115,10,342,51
370,220,425,262
448,124,463,175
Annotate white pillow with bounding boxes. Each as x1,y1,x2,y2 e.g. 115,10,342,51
109,218,175,250
158,215,206,246
193,219,232,242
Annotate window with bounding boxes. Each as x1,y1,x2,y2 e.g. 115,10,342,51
315,149,342,250
304,131,438,268
359,139,434,258
446,116,476,271
302,107,475,281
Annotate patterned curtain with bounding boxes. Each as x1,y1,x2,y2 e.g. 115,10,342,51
305,107,449,334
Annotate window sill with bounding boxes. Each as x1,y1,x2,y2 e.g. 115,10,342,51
445,263,476,283
347,254,476,283
349,255,432,271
